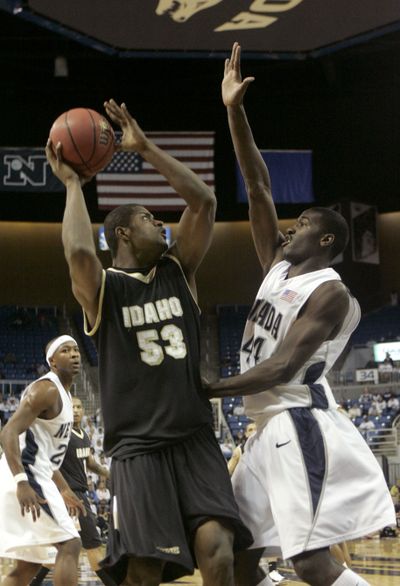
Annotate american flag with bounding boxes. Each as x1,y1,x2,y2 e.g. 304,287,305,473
96,131,215,211
279,289,298,303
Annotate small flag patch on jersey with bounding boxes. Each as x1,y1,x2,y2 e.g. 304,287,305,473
280,289,298,303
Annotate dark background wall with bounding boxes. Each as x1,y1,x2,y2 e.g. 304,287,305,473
1,9,400,225
1,8,400,313
1,215,399,312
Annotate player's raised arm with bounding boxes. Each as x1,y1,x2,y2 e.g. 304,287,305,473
223,42,283,274
45,141,103,327
104,99,216,296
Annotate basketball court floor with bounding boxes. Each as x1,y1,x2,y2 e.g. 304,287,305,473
1,535,399,585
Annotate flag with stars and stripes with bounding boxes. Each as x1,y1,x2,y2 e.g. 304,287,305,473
279,289,298,303
96,131,215,211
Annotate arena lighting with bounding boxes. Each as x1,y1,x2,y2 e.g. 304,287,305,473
54,55,68,78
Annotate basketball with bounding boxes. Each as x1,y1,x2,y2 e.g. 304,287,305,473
49,108,116,177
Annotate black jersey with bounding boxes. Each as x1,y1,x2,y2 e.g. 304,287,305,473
87,255,213,459
60,427,91,492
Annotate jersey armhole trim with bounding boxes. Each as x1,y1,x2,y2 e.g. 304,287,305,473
84,270,106,337
164,253,201,315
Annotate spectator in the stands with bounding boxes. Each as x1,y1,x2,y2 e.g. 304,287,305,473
92,425,104,446
374,394,386,414
359,386,373,404
84,418,97,441
94,407,102,427
98,452,111,469
88,479,100,507
384,352,395,368
368,403,380,417
387,393,400,412
348,402,362,419
93,437,104,457
96,478,111,508
358,414,376,439
358,387,374,415
390,479,400,507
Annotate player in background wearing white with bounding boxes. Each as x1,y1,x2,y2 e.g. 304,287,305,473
0,335,86,586
228,422,257,477
208,43,396,586
29,396,116,586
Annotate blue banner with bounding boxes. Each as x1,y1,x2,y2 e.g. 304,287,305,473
0,148,64,192
236,149,314,204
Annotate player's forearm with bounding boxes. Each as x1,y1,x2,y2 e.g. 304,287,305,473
209,357,292,398
88,461,109,478
0,428,25,475
52,469,72,493
227,105,271,196
62,177,97,261
139,140,216,211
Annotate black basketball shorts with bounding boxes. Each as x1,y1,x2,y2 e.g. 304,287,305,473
101,424,253,582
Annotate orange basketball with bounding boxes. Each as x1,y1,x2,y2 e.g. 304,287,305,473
49,108,116,177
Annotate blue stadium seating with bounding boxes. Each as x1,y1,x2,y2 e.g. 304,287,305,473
72,312,98,366
350,305,400,345
0,305,59,383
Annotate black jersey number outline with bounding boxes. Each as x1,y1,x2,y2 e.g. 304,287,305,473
50,443,68,466
241,335,266,365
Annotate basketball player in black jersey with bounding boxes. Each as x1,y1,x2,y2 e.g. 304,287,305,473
30,397,116,586
45,100,252,586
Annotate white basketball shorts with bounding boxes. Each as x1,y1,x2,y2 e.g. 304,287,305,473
0,456,79,563
232,407,396,560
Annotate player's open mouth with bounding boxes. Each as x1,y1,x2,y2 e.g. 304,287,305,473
282,235,292,247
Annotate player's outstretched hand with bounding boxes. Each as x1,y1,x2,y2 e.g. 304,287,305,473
104,99,148,154
17,481,47,522
61,487,87,518
46,140,92,187
222,42,254,108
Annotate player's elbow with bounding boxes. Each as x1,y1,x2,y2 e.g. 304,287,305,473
246,181,271,200
203,189,217,214
64,244,96,264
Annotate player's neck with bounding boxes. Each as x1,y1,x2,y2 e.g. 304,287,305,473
287,257,329,278
73,424,82,432
113,250,161,270
52,370,72,389
113,242,164,269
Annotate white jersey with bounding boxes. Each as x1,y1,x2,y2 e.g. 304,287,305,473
240,261,361,424
20,370,73,479
233,262,395,559
0,371,78,563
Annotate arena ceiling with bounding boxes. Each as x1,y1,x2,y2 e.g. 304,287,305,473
1,1,400,223
3,0,400,58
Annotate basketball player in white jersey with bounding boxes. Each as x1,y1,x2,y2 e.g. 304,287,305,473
0,335,86,586
208,43,396,586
